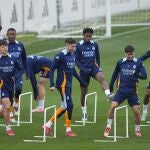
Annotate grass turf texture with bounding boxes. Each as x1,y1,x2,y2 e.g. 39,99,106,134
0,26,150,150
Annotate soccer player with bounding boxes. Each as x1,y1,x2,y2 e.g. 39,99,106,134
44,38,86,137
7,28,27,120
138,50,150,121
75,28,113,120
26,55,53,112
104,45,147,137
0,39,21,136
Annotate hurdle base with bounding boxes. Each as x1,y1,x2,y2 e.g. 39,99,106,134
94,139,116,142
75,120,96,124
94,135,129,143
24,140,46,143
140,124,150,127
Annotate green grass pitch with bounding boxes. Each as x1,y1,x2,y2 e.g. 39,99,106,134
0,26,150,150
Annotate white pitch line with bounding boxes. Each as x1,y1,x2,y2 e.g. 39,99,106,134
32,26,150,55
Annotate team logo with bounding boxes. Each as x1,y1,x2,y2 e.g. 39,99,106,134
11,61,14,65
66,96,69,100
18,47,21,51
73,57,75,61
55,56,59,59
92,46,95,50
133,65,136,69
2,92,5,97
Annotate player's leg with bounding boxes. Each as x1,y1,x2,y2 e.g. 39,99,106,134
79,70,90,120
32,77,48,112
13,70,24,115
128,94,142,136
141,82,150,121
92,65,114,100
1,91,15,136
104,91,125,137
9,89,16,122
44,87,66,135
65,87,76,136
0,101,3,117
131,105,142,136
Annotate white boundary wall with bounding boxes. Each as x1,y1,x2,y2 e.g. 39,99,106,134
0,0,150,34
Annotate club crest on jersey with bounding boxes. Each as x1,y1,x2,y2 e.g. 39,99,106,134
55,56,59,59
18,47,21,51
133,65,136,69
92,46,95,50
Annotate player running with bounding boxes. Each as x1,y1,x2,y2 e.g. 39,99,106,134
104,45,147,137
0,39,21,136
26,55,53,112
75,28,113,121
138,50,150,121
43,38,86,137
7,28,27,120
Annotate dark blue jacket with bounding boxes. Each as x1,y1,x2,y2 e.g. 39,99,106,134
109,58,147,93
27,55,53,99
75,40,100,73
8,40,27,72
50,49,86,88
0,55,21,91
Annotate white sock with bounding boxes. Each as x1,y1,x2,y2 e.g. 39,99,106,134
6,125,11,131
143,104,148,113
66,127,71,132
9,112,14,117
105,89,110,96
38,99,44,108
106,119,113,128
46,121,53,128
135,124,141,131
81,106,87,114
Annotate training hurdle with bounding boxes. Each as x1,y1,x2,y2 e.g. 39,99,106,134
94,105,129,142
73,92,97,126
17,92,33,126
24,105,56,143
0,92,33,127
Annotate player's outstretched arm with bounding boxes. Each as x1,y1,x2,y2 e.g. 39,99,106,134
134,61,147,80
138,49,150,61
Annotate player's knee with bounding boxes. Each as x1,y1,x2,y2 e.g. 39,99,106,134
3,103,11,111
38,78,47,86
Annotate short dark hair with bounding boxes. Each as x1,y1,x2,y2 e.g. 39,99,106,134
124,45,135,53
7,28,16,33
83,28,94,34
65,38,76,44
0,39,8,46
0,25,2,31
